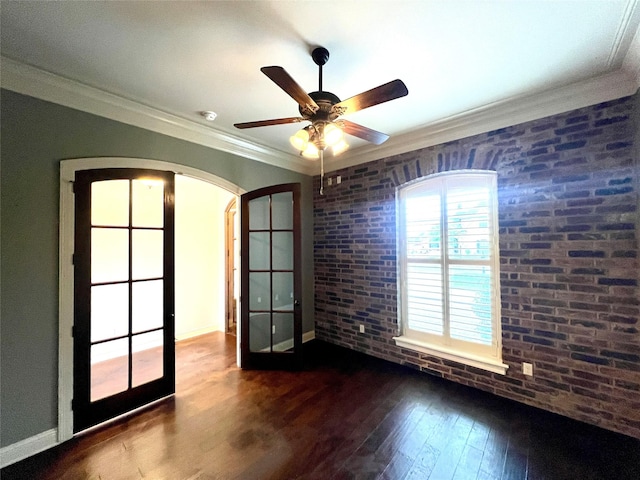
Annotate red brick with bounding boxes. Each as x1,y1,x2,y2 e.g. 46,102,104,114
314,91,639,439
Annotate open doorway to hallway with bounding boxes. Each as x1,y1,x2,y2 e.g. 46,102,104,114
174,175,238,394
174,175,238,391
174,175,237,344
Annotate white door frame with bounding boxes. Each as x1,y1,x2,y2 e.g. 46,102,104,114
58,157,244,442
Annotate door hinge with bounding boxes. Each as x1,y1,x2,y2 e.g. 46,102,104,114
71,398,75,410
71,325,76,338
72,253,76,265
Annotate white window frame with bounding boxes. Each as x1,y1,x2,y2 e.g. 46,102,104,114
393,170,508,375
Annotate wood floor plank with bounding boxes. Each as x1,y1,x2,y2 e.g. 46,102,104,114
501,446,528,480
452,444,484,480
427,414,474,480
466,420,491,451
477,426,510,479
321,387,417,477
380,451,414,480
3,334,640,480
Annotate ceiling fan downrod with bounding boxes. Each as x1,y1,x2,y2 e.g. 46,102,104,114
312,47,330,92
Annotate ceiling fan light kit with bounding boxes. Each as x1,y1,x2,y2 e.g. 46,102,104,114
290,122,346,158
234,46,408,194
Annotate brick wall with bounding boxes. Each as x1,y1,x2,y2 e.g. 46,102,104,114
313,91,640,439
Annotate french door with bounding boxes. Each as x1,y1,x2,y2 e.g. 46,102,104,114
73,168,175,432
241,183,302,369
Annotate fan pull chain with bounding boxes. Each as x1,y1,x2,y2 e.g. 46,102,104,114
319,149,325,196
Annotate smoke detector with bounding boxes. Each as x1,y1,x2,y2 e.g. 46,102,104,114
201,111,217,121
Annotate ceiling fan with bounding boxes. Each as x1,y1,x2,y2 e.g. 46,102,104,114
234,47,408,162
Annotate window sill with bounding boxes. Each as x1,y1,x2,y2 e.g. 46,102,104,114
393,336,509,375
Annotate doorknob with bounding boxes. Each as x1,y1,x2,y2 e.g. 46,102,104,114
294,300,300,306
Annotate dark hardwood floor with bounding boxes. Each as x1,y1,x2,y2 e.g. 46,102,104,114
3,332,639,480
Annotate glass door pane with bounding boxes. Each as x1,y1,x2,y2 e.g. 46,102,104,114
249,313,271,353
91,229,129,283
132,331,164,387
132,230,163,280
249,196,270,230
272,272,293,309
271,192,293,230
272,232,293,270
132,179,164,227
249,232,270,270
91,338,129,402
90,283,129,342
132,280,164,332
272,313,294,352
92,180,129,226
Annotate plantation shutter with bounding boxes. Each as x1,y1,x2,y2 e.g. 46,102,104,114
403,173,496,348
445,184,493,345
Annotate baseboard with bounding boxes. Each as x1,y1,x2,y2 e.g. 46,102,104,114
0,428,59,469
260,330,316,352
175,325,221,341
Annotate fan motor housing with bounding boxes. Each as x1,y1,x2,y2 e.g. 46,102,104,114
301,91,341,120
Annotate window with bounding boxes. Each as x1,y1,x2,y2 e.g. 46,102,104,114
394,170,507,374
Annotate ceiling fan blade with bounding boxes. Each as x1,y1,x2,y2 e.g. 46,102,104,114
341,120,390,145
333,79,408,115
261,66,319,112
234,117,305,129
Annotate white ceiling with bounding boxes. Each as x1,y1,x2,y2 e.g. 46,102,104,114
2,1,640,175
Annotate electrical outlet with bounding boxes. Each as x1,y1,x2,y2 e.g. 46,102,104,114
336,175,342,184
523,362,533,376
359,324,365,333
327,177,332,186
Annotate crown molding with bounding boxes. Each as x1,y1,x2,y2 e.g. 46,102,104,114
607,0,640,68
623,21,640,89
0,56,315,176
2,56,637,178
327,69,638,173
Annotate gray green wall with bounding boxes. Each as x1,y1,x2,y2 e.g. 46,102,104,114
0,89,314,447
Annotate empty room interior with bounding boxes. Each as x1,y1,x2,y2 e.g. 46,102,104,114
1,1,639,479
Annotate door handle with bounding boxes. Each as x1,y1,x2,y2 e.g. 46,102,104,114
294,300,300,307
